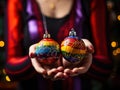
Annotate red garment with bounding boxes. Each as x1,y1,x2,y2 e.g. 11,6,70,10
5,0,113,86
6,0,74,90
6,0,36,80
87,0,113,81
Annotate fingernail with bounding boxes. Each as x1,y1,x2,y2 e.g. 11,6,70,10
30,53,36,58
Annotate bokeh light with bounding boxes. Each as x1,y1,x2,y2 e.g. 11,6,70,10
117,15,120,21
5,75,11,82
111,41,118,48
0,40,5,47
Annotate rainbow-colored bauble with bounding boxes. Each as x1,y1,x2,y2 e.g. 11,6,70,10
35,34,60,65
61,29,87,63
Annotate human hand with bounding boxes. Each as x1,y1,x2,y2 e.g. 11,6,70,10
29,39,94,80
62,39,94,77
29,44,66,80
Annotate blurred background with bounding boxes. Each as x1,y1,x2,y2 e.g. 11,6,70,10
0,0,120,90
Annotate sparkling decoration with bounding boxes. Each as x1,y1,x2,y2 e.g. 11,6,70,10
35,34,60,65
61,29,87,63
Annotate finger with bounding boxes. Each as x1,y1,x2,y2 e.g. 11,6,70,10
29,53,37,58
47,68,58,76
31,58,47,75
53,72,64,80
70,67,82,77
82,39,94,53
57,66,64,72
86,45,94,53
72,67,80,74
63,72,69,79
45,67,63,79
29,44,37,58
64,68,72,75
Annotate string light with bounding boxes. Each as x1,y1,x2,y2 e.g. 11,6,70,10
117,15,120,21
5,75,11,82
113,50,117,56
2,69,6,74
116,48,120,54
111,41,118,48
112,48,120,56
0,40,5,47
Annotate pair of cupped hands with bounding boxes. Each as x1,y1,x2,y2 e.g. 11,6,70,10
29,39,94,80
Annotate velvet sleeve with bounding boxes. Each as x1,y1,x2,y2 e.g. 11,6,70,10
5,0,36,81
86,0,113,81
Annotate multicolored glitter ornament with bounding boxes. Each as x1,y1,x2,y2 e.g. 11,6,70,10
61,28,87,63
35,33,60,65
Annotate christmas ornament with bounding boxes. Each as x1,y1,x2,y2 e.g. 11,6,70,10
35,15,61,65
35,33,60,65
61,28,87,63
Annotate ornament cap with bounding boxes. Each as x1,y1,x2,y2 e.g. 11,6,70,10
69,28,76,36
43,33,51,38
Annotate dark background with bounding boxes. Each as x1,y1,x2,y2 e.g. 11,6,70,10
0,0,120,90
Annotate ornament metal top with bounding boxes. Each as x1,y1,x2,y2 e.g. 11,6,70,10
35,33,60,65
61,28,87,63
